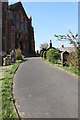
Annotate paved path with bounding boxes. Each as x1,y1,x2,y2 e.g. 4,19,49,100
13,57,78,118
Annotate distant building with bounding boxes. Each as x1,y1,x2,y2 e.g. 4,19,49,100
47,40,61,52
40,40,75,62
57,45,75,53
2,1,35,56
40,40,61,58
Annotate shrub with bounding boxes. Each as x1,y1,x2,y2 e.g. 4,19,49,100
16,48,22,60
46,48,61,63
66,51,78,70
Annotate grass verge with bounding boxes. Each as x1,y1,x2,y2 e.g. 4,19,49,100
1,60,22,119
0,81,2,120
41,57,79,76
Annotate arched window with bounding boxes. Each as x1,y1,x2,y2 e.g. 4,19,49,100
23,17,25,32
19,13,21,31
14,14,16,29
26,18,28,24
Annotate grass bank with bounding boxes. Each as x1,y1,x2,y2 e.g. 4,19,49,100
41,58,79,76
1,60,22,119
0,81,2,120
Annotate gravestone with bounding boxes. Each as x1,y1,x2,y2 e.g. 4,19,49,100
61,51,69,66
10,50,16,63
0,52,7,66
40,50,44,57
0,55,2,66
43,51,47,59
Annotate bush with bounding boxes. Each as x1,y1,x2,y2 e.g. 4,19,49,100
16,48,23,60
66,51,78,70
46,48,61,63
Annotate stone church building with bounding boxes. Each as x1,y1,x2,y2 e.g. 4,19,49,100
2,1,35,56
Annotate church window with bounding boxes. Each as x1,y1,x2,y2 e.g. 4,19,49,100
19,13,21,31
23,17,25,32
14,14,16,29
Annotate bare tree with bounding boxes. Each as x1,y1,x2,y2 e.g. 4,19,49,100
54,30,80,73
54,30,78,49
40,43,48,51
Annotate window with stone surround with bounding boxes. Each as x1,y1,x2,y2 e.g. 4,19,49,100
19,13,21,31
14,14,16,29
23,17,25,32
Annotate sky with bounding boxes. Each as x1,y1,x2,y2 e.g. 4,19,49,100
9,1,78,50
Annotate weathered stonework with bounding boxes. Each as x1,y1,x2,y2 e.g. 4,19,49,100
2,1,35,56
0,1,2,65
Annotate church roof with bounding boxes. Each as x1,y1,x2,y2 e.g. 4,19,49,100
9,2,28,18
9,2,19,10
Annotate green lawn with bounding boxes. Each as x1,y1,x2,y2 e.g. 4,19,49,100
41,58,79,76
0,60,22,119
0,81,2,120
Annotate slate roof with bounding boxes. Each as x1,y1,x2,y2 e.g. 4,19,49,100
47,47,61,52
44,46,75,53
57,47,75,53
